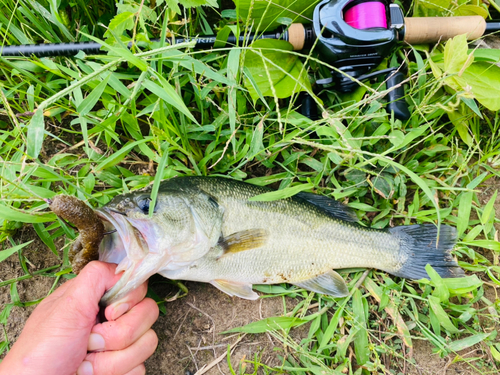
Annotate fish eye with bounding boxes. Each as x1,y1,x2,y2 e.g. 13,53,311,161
137,197,152,214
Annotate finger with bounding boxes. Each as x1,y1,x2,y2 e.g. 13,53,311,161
104,279,149,321
82,329,158,375
89,298,159,351
124,364,146,375
67,262,121,305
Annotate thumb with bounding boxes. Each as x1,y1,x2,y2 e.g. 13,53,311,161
63,261,122,320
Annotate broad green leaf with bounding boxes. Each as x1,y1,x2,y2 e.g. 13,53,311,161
248,182,314,201
473,49,500,63
428,296,460,334
166,0,217,14
388,125,428,152
318,299,348,351
459,62,500,111
80,31,148,72
491,345,500,362
104,11,135,40
454,4,488,17
426,265,449,302
27,85,35,112
33,223,58,257
214,25,232,48
447,332,492,352
157,49,232,85
234,0,320,31
0,241,33,263
77,73,111,116
467,172,488,189
347,202,378,212
428,55,443,79
223,316,308,333
243,39,311,102
460,96,482,118
388,130,404,147
249,118,265,158
462,225,482,242
94,137,154,171
27,109,45,159
142,78,197,123
442,275,482,295
353,289,369,366
417,0,451,11
0,303,14,324
10,282,20,304
148,143,169,217
481,190,497,234
0,204,56,223
462,240,500,251
444,34,471,75
456,191,473,238
252,285,291,294
448,108,473,147
227,48,240,153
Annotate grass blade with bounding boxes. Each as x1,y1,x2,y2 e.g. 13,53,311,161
0,241,33,263
27,109,45,159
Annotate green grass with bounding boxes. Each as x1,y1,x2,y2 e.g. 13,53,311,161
1,0,500,373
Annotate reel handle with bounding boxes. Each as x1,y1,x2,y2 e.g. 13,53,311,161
386,71,410,121
403,16,486,44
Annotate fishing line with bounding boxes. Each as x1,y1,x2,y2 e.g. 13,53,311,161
343,0,388,30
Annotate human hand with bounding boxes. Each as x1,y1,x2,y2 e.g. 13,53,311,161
0,261,159,375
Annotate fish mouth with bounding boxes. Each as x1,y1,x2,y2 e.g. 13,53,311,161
96,208,160,307
96,209,149,267
94,203,217,307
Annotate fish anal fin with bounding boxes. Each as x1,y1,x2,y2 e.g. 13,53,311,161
211,280,259,300
218,229,268,257
293,270,349,297
295,192,357,222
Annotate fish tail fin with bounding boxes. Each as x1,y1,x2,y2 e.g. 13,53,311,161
388,224,463,279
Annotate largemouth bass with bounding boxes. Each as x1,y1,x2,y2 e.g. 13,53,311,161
97,176,463,305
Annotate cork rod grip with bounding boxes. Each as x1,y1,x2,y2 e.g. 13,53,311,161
404,16,486,44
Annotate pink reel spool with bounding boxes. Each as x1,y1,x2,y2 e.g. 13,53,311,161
344,0,387,30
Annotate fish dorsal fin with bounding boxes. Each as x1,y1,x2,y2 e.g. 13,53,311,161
293,270,349,297
211,280,259,300
218,229,269,257
295,192,357,222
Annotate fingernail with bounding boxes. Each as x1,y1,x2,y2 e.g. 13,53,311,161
110,303,129,320
88,333,105,351
77,361,93,375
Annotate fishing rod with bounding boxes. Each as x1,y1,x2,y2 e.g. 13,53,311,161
2,0,500,120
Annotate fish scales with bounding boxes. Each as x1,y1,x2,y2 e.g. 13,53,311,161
161,177,402,284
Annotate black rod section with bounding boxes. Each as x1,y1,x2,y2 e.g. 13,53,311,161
0,30,287,58
485,21,500,34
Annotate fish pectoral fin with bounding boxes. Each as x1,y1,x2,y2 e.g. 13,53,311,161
211,280,259,300
218,229,269,258
293,270,349,297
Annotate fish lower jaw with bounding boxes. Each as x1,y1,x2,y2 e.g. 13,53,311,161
97,210,152,263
